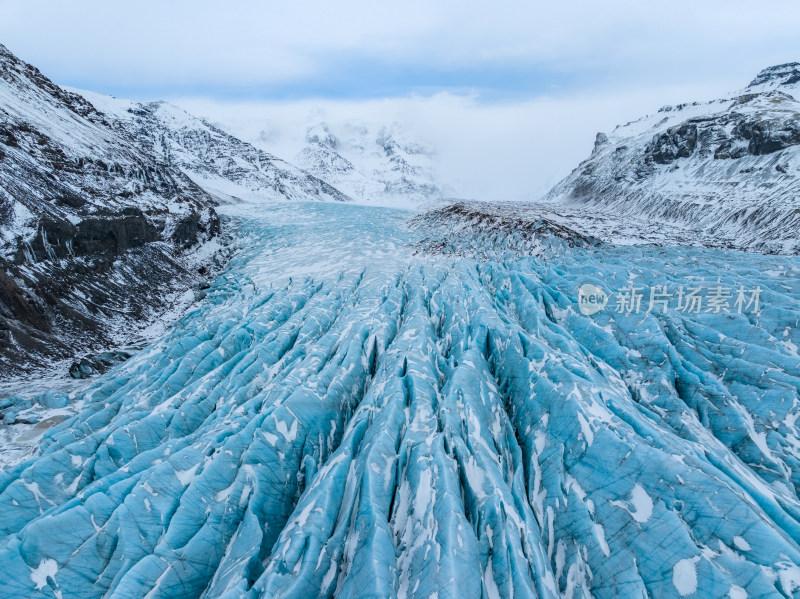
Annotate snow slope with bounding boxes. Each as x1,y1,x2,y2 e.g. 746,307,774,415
539,63,800,254
0,201,799,598
0,47,217,250
72,90,352,204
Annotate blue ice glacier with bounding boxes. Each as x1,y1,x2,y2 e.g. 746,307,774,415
1,201,800,598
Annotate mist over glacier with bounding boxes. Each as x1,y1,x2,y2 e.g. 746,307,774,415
175,85,741,203
1,201,799,598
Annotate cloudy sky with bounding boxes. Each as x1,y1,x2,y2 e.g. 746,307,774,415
3,0,799,199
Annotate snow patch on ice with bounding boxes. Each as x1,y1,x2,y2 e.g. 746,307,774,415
673,556,700,596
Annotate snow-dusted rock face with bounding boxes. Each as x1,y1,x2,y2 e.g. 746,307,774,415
542,64,800,254
290,121,447,208
411,199,764,257
410,201,601,258
0,44,222,376
747,62,800,92
74,92,352,204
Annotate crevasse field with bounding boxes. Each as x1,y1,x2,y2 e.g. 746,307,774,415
1,201,800,599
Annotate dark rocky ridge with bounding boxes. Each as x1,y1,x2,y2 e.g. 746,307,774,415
410,202,600,257
0,44,223,378
644,92,800,164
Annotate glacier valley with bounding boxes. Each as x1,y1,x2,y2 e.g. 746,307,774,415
1,200,800,599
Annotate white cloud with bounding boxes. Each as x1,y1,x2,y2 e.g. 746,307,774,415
1,0,798,94
176,79,733,202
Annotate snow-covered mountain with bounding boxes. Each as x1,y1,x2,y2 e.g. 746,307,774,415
293,123,386,202
294,121,447,207
746,62,800,92
73,91,351,204
0,44,223,377
540,63,800,254
211,116,449,208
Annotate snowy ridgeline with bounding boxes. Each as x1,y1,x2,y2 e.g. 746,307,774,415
540,63,800,255
412,63,800,258
287,121,448,208
396,63,800,259
72,91,448,210
72,90,352,205
0,203,799,598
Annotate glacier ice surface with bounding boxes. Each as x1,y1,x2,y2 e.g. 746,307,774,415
1,201,799,598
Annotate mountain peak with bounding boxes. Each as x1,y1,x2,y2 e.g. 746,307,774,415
746,62,800,89
0,44,22,67
305,122,338,149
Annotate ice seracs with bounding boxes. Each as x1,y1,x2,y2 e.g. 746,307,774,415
2,47,800,598
0,201,798,598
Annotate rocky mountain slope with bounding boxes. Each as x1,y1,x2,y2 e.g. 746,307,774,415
540,63,800,254
0,44,223,377
73,91,351,204
415,64,800,257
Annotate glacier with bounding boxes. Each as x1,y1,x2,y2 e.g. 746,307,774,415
0,201,799,598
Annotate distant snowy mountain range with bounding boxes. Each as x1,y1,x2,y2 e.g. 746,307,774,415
291,120,447,206
70,92,449,209
201,115,450,207
72,90,351,204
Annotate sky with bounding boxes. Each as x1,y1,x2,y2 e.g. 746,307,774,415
2,0,799,200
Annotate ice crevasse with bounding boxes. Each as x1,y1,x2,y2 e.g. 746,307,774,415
0,202,799,598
